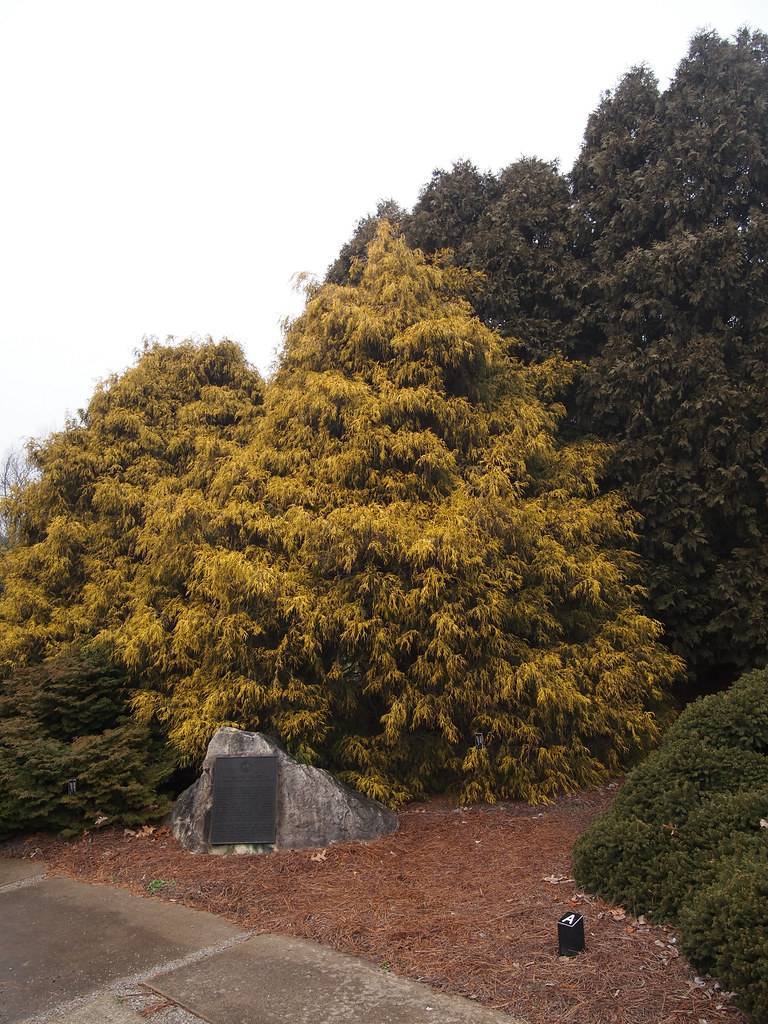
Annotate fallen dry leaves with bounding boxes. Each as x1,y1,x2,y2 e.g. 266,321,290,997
6,784,745,1024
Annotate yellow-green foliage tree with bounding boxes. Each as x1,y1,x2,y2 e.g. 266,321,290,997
0,340,264,674
1,233,681,805
121,226,681,804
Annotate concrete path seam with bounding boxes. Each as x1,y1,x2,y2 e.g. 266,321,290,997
0,872,47,894
18,931,253,1024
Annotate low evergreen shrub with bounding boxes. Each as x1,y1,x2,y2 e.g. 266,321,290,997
610,740,767,825
573,667,768,1021
663,669,768,753
571,814,675,917
0,649,174,837
658,790,768,920
680,846,768,1021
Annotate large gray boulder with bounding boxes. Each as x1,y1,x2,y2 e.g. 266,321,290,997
171,727,398,854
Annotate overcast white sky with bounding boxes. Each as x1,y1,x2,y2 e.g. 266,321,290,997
1,0,765,457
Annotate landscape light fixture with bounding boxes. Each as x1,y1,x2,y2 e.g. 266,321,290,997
66,778,77,795
473,731,485,748
557,911,585,956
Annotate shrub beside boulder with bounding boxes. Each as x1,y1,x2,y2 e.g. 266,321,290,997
573,667,768,1020
0,649,174,838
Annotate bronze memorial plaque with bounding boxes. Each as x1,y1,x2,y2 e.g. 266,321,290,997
209,755,278,845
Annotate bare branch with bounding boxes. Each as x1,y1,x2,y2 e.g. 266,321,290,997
0,446,37,546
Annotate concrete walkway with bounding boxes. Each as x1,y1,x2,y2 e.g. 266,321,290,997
0,860,243,1024
0,859,525,1024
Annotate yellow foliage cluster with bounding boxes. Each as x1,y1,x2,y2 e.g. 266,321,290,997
0,227,682,804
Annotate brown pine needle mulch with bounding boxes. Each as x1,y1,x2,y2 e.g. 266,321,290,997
8,784,744,1024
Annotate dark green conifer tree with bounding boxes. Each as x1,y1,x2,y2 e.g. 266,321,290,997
0,649,174,837
468,158,583,360
569,66,661,269
406,159,501,256
575,30,768,684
